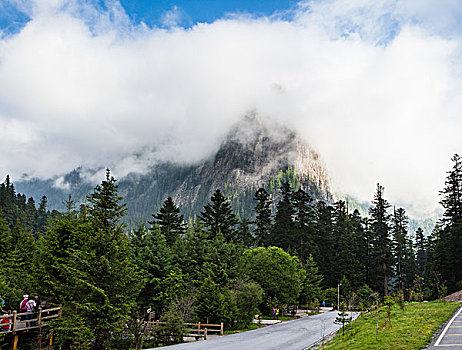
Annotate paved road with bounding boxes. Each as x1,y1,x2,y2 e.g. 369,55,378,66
150,311,357,350
426,306,462,350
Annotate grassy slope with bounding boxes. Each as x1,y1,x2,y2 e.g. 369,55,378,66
324,301,460,350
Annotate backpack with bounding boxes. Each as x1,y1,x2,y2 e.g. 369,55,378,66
20,299,27,310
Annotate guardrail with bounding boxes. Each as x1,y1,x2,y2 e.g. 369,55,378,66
145,321,224,340
0,307,62,333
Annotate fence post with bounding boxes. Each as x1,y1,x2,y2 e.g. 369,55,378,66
58,305,62,317
37,308,42,327
12,335,19,350
198,322,200,330
12,311,17,332
220,322,224,336
204,328,207,340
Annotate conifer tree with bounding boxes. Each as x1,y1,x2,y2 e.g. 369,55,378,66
313,201,335,287
236,218,254,248
392,207,417,296
415,227,427,277
369,184,393,296
332,201,363,290
271,183,295,251
150,196,185,246
49,170,142,349
199,189,238,241
292,188,315,263
254,188,272,247
436,154,462,292
37,195,49,234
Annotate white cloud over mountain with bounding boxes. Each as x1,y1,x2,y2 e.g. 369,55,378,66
1,0,462,217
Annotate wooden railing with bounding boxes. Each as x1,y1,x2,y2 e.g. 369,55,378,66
145,320,224,340
0,307,62,333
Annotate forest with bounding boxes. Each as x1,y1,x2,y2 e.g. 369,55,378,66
0,154,461,349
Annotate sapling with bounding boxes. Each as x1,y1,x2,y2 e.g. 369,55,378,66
334,302,350,336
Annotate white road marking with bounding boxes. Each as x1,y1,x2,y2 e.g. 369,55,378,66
435,307,462,347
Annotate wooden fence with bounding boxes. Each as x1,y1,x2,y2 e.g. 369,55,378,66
146,320,224,340
0,307,62,334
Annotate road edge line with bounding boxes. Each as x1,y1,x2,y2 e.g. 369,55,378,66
434,306,462,346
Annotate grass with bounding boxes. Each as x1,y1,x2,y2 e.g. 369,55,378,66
322,300,461,350
260,315,299,321
224,323,265,334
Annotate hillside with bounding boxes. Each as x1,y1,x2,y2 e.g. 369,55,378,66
15,116,334,227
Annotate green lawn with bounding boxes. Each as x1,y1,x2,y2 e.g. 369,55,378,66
224,323,265,334
323,301,461,350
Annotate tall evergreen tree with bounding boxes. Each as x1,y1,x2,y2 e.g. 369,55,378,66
369,184,393,296
270,183,295,251
49,170,142,349
253,188,272,247
37,195,49,234
436,154,462,292
150,196,185,246
199,189,238,241
292,188,315,263
313,201,335,288
415,227,427,277
332,201,364,290
392,207,417,296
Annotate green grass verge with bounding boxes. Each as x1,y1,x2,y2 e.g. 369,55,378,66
224,323,265,334
260,315,299,321
323,301,461,350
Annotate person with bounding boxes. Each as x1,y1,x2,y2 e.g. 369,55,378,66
322,301,326,308
25,296,36,327
0,315,9,331
275,308,279,320
272,307,276,320
19,295,28,321
34,296,41,312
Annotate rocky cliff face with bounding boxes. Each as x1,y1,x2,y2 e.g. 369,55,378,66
171,115,333,211
15,115,334,225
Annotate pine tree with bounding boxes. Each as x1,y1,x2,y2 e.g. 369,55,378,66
415,227,427,277
253,188,272,247
37,195,49,234
50,170,142,349
150,196,185,246
298,255,323,306
332,201,363,290
369,184,393,296
87,169,126,232
292,188,315,263
236,218,254,248
392,207,417,296
199,189,238,241
132,225,175,316
313,201,335,288
437,154,462,292
270,183,295,250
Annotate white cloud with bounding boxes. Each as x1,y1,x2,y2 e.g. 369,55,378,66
0,0,461,217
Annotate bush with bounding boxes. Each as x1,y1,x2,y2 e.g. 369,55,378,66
231,279,264,328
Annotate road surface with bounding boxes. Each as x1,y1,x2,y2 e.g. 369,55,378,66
426,306,462,350
149,311,357,350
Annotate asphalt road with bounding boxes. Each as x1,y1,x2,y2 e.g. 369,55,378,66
150,311,357,350
425,306,462,350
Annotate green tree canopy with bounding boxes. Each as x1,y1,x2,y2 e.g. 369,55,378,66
240,246,303,306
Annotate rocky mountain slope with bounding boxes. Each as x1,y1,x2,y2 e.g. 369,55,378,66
15,116,334,226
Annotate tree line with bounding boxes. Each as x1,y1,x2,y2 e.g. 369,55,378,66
0,155,461,349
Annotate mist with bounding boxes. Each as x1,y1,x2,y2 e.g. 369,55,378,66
1,0,462,218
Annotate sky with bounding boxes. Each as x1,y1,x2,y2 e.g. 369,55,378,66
1,0,462,218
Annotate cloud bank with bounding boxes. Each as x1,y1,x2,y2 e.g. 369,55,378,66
1,0,462,217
